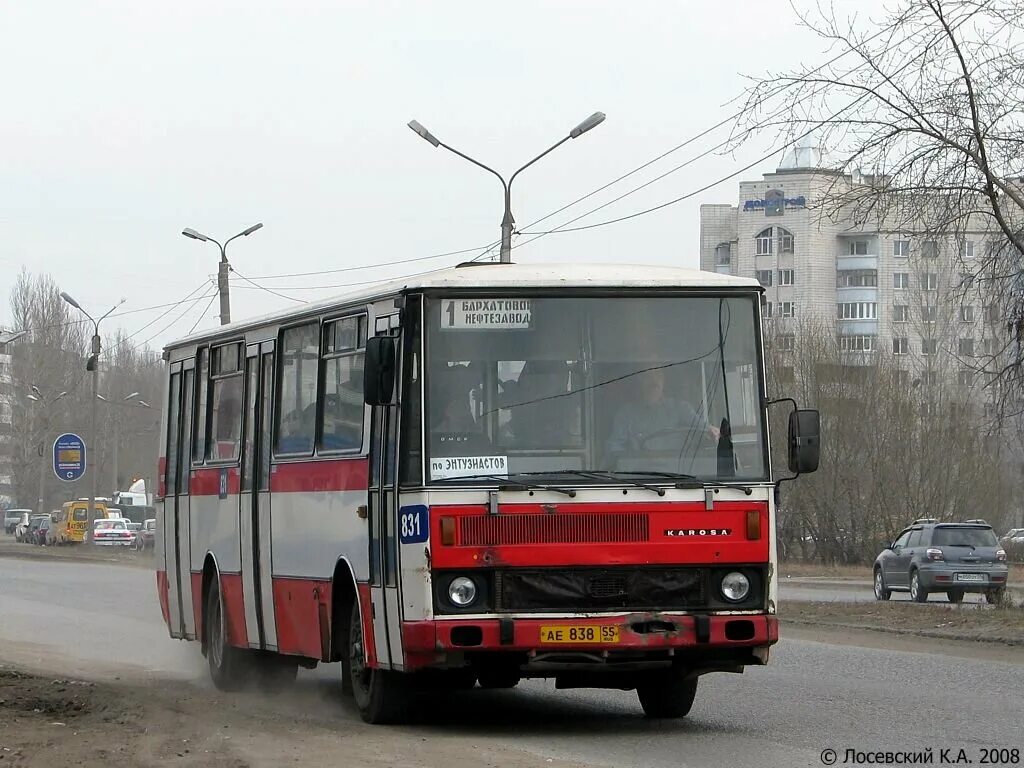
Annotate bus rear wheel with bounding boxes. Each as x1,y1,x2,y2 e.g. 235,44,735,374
636,669,698,719
344,602,407,724
205,580,251,691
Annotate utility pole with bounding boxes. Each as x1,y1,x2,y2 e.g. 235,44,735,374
407,113,606,263
59,293,124,542
181,224,264,325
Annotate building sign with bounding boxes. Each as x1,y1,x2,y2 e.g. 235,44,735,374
53,433,86,482
743,190,806,214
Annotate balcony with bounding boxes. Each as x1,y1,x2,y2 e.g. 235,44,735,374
836,253,878,271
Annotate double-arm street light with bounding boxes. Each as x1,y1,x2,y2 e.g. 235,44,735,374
407,112,606,263
27,387,68,515
59,292,124,541
98,391,151,494
181,223,264,325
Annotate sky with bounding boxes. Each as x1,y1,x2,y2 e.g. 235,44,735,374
0,0,888,351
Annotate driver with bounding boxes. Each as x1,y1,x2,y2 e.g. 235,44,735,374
606,367,720,455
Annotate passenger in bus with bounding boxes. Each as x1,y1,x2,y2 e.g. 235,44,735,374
213,391,242,460
606,367,719,456
431,378,490,456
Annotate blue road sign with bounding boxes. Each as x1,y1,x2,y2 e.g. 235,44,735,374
53,433,86,482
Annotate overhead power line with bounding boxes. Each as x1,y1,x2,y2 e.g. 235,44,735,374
510,6,978,243
230,269,308,304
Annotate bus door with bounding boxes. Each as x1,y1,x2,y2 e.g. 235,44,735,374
239,341,277,650
164,360,197,639
367,311,405,668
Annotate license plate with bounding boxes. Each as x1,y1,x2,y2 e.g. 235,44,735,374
539,625,620,644
956,573,986,582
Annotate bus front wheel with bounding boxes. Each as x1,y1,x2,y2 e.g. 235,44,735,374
636,669,698,719
344,602,407,724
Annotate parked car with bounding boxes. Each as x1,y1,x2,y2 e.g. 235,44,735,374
4,508,32,535
133,518,156,551
35,518,58,548
10,512,32,539
874,518,1009,604
92,518,134,546
29,516,50,545
999,528,1024,560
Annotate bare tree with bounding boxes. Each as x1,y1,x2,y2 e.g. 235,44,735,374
6,272,163,511
738,0,1024,404
766,317,1012,564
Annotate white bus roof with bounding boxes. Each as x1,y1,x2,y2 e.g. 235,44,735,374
167,262,759,350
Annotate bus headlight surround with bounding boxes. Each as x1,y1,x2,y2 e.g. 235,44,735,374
720,571,751,602
448,576,478,607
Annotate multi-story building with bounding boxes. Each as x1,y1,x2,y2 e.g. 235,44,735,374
700,146,1001,404
0,329,19,509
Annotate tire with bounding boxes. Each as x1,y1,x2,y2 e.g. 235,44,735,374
344,602,407,724
873,568,891,601
946,589,965,604
477,669,520,689
985,588,1006,605
637,669,698,719
205,579,251,691
909,570,929,603
258,654,298,691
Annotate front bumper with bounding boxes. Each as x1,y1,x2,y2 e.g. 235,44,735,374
917,565,1008,591
402,613,777,670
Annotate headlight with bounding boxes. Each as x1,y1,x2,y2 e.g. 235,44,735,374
720,571,751,602
448,576,478,607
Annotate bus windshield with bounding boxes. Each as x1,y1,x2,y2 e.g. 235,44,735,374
424,295,767,484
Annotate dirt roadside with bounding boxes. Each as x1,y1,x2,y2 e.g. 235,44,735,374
0,665,592,768
781,600,1024,647
0,539,153,569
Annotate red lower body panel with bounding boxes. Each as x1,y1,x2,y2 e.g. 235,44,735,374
273,578,331,659
401,614,777,670
219,573,248,647
191,572,203,638
156,570,170,627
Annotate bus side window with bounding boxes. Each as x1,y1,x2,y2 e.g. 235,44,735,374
193,348,208,464
207,343,243,462
319,315,366,453
276,322,319,455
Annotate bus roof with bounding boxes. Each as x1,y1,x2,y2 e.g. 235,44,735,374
166,262,760,351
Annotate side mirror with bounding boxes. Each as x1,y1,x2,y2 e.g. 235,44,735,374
363,335,396,406
787,409,820,474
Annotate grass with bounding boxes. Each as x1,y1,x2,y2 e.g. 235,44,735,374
782,599,1024,645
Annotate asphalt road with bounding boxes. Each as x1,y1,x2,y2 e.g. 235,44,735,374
1,556,1022,768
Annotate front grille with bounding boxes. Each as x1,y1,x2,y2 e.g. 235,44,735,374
494,567,706,612
459,513,648,546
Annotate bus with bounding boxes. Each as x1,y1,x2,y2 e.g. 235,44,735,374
154,262,820,723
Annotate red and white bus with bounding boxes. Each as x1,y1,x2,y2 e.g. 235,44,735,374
155,262,819,723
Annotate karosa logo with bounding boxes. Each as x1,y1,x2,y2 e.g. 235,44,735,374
664,528,732,537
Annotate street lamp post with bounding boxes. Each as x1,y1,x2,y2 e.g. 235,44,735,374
181,223,264,325
407,112,606,263
59,292,124,542
27,388,67,515
99,392,151,495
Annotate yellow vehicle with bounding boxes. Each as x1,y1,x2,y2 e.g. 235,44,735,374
56,501,110,544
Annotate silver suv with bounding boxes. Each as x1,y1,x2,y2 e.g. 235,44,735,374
874,519,1009,603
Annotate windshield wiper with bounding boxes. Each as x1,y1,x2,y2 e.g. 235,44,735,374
519,469,666,497
431,474,576,498
611,470,755,496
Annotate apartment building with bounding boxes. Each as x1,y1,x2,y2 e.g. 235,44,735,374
700,146,1000,403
